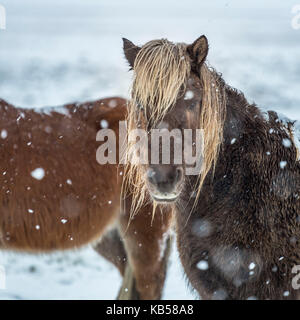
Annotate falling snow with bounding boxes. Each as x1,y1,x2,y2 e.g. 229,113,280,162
0,0,299,301
184,91,194,100
248,262,256,270
197,260,209,271
282,138,292,148
192,219,212,238
31,168,45,180
231,138,237,144
108,100,117,108
1,129,7,139
279,161,287,169
100,120,109,128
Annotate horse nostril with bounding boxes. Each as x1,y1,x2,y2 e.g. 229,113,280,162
167,167,183,184
147,169,157,185
176,168,183,183
147,166,183,192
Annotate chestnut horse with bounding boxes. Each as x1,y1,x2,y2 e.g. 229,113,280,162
0,97,173,300
123,36,300,299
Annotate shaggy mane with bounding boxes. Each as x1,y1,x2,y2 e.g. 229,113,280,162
131,39,191,124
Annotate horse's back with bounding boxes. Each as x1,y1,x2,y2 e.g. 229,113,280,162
0,97,127,251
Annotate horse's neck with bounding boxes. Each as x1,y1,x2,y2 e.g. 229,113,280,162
219,86,298,184
222,87,261,144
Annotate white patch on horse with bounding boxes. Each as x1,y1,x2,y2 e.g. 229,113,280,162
158,232,169,261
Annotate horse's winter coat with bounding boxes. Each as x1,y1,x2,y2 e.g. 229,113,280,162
123,36,300,299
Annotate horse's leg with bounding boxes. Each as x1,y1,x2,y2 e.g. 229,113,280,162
116,262,140,300
93,228,127,276
119,200,173,300
92,225,141,300
92,224,154,300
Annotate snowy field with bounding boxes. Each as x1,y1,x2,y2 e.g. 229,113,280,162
0,0,299,299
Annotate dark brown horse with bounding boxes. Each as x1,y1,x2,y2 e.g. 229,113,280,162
123,36,300,299
0,97,173,300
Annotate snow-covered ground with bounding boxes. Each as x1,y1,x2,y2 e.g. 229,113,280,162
0,241,194,300
0,0,299,299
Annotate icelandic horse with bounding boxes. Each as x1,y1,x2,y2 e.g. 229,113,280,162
123,35,300,299
0,97,173,300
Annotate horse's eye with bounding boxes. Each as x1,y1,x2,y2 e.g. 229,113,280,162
187,101,197,109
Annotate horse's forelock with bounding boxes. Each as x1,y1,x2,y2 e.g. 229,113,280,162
131,39,191,124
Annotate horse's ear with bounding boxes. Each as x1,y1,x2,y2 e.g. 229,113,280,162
187,35,209,71
122,38,141,69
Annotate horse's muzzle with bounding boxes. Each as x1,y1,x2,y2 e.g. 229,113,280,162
146,165,183,202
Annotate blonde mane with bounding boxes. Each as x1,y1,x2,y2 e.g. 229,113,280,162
131,39,191,124
123,39,226,220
